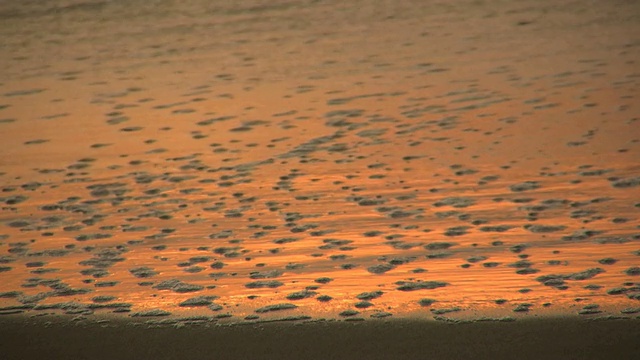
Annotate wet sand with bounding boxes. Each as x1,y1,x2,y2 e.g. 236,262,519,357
1,315,639,360
1,0,640,358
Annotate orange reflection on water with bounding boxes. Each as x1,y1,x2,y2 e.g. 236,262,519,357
1,0,639,323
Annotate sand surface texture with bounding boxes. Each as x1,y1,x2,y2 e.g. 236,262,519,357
1,0,639,329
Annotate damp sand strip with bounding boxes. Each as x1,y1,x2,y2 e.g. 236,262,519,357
0,315,638,360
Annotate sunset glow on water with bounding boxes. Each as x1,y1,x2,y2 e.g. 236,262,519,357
1,0,639,325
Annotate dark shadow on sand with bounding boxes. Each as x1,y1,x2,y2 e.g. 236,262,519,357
1,315,638,360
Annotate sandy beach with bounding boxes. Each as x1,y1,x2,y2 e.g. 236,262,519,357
1,0,639,358
1,314,639,360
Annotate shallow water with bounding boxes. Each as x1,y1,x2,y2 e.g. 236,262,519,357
1,0,639,323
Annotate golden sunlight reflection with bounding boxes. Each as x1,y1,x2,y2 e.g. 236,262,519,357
1,0,639,325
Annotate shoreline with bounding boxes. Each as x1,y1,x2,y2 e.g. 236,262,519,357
1,315,639,360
